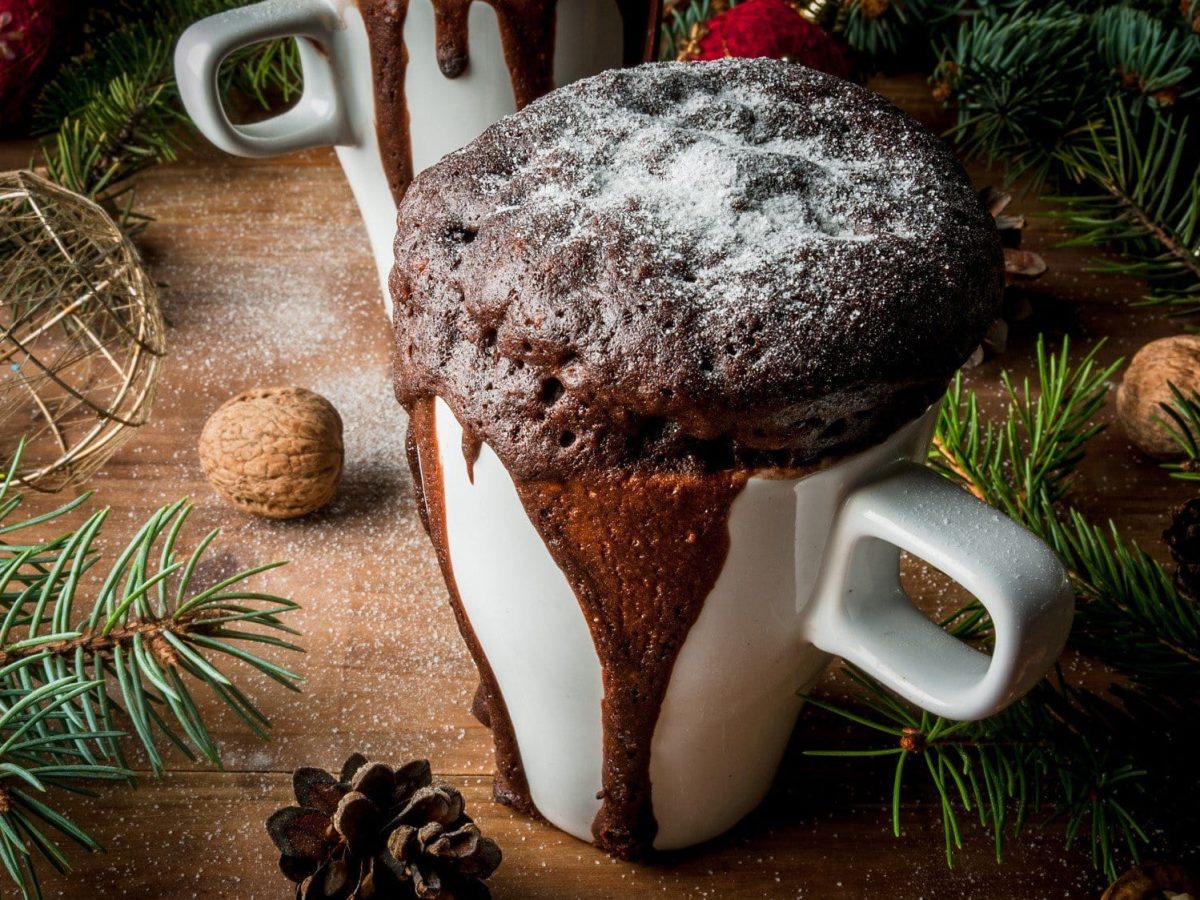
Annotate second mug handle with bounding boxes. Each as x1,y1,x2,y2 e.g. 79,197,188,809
805,462,1074,721
175,0,351,157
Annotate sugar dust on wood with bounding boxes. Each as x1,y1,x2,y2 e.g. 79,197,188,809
84,159,487,775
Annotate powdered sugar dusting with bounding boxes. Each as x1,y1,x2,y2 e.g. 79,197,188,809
529,96,903,248
471,61,954,319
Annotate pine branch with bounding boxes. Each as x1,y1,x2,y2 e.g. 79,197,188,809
841,0,962,64
33,1,302,231
929,336,1117,517
1038,500,1200,686
1054,99,1200,315
934,3,1101,185
0,677,130,900
0,495,304,773
810,335,1200,881
1092,5,1200,107
806,674,1148,880
933,338,1199,695
0,442,302,898
934,4,1200,315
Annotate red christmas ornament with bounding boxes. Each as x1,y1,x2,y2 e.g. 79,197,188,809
685,0,854,81
0,0,70,135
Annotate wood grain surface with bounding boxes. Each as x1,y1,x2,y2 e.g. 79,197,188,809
0,75,1191,899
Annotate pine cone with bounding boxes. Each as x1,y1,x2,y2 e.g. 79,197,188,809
961,187,1047,368
1164,498,1200,601
979,186,1047,283
267,754,502,900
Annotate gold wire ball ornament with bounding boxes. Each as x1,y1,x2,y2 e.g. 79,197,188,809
0,170,166,491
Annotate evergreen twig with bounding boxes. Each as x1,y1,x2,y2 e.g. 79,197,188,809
841,0,962,65
1055,100,1200,315
933,1,1200,316
1157,383,1200,481
33,1,302,232
809,336,1200,882
0,441,302,899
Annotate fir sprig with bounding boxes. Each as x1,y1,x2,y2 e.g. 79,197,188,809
934,3,1098,184
0,443,302,899
1055,100,1200,315
807,673,1148,875
810,336,1200,882
841,0,961,64
930,336,1116,515
0,677,129,899
1092,5,1200,107
934,2,1200,315
33,0,301,231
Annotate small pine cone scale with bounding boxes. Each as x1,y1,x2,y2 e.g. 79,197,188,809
378,813,501,900
1102,861,1200,899
978,186,1047,281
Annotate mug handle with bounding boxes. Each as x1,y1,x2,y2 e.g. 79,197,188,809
174,0,352,157
806,462,1074,721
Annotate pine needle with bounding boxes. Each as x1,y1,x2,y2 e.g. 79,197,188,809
32,1,302,233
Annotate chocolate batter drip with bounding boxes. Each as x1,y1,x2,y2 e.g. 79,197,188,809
461,429,483,482
405,399,535,815
404,397,749,857
433,0,556,105
356,0,661,200
514,471,747,856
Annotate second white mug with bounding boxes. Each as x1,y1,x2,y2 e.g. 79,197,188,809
175,0,656,312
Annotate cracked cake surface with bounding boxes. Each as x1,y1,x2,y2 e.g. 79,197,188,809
391,58,1003,479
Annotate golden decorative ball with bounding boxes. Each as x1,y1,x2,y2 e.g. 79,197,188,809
0,170,166,490
199,386,344,519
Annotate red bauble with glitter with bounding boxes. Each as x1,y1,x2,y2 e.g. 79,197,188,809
691,0,854,81
0,0,70,135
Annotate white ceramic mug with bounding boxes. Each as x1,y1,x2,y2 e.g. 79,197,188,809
174,0,631,314
424,397,1074,850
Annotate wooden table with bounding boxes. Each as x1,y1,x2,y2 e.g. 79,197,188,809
1,77,1190,899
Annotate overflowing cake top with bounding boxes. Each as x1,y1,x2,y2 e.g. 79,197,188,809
392,59,1003,479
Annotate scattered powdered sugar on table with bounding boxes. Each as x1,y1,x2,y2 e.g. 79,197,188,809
90,159,486,774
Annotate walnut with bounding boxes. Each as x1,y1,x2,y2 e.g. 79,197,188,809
1102,862,1199,899
1116,335,1200,458
199,386,343,519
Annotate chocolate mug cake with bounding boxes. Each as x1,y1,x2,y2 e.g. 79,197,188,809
392,59,1029,859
